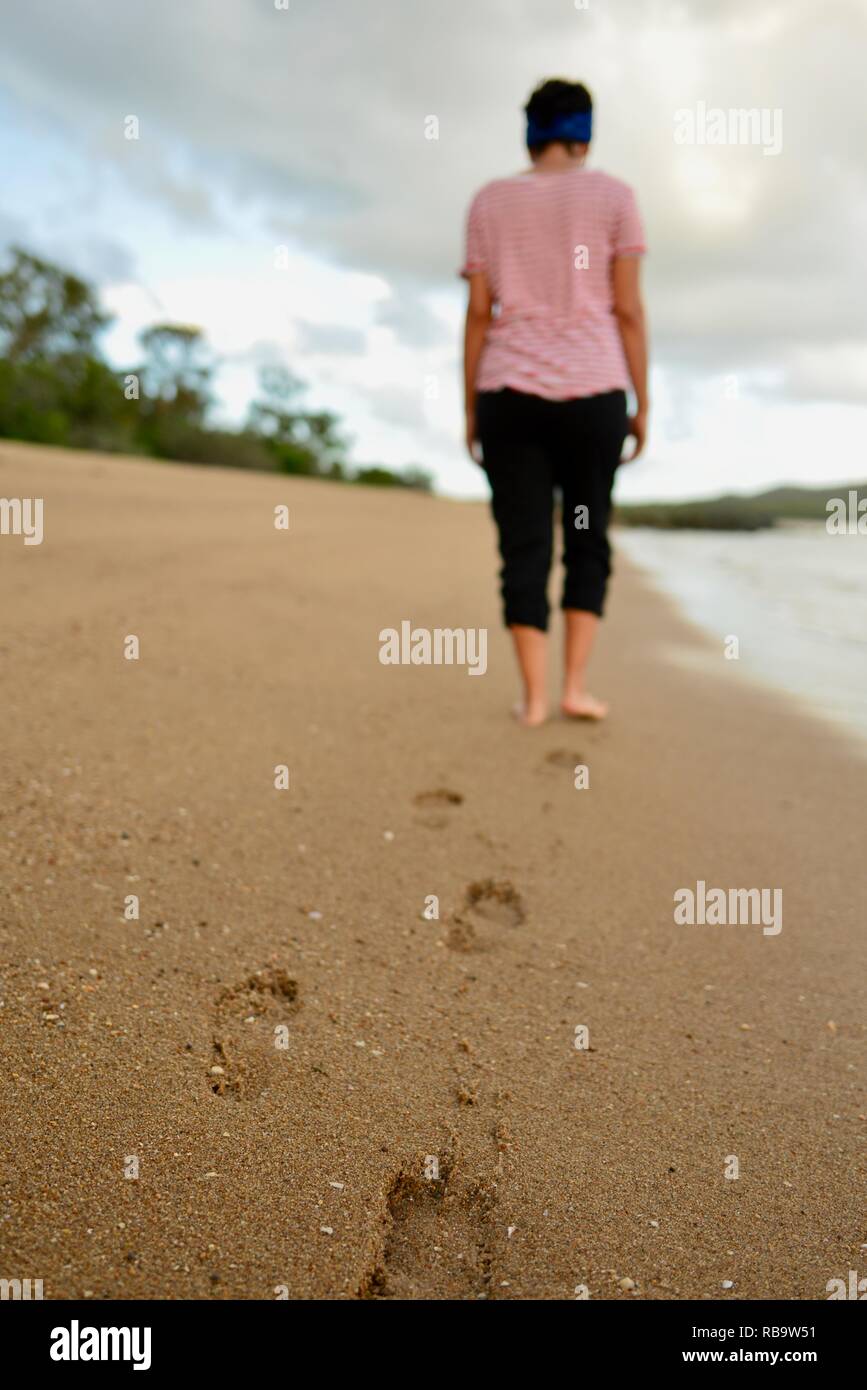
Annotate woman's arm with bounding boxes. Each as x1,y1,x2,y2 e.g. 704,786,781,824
463,271,493,461
612,256,648,459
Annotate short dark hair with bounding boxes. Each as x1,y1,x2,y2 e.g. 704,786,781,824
524,78,593,154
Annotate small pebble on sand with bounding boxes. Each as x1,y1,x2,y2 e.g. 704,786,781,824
722,1280,734,1289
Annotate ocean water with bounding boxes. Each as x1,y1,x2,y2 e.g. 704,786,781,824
614,523,867,745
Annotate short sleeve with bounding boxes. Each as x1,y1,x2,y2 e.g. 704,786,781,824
612,185,646,258
459,191,488,279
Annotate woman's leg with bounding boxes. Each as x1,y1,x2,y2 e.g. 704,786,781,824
562,610,607,718
556,391,627,718
509,625,549,726
477,391,554,726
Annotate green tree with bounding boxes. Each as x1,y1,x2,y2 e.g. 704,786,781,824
0,247,109,363
247,364,348,476
138,323,212,422
0,247,131,447
0,247,391,490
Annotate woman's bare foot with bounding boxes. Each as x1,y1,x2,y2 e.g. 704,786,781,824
561,692,608,721
512,699,548,728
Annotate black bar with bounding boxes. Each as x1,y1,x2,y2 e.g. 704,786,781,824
5,1297,861,1375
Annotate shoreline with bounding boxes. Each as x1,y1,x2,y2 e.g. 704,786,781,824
1,442,864,1300
613,523,867,752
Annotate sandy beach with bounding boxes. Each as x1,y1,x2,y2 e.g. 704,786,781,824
1,440,864,1301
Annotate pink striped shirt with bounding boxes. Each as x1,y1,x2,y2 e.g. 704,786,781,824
461,167,646,401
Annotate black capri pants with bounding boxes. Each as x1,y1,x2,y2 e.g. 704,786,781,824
476,387,627,631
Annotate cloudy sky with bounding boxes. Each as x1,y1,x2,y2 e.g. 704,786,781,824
1,0,865,498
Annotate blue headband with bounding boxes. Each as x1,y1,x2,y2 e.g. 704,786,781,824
526,110,592,147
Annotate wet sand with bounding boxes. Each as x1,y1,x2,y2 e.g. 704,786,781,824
0,440,864,1300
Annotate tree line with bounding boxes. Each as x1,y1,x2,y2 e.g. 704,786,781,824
0,247,431,490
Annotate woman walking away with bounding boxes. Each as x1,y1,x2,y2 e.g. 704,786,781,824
462,78,648,727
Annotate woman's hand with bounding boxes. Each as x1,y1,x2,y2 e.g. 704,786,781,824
624,407,648,461
465,408,482,464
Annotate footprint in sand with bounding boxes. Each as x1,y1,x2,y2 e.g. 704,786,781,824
358,1159,497,1300
413,788,464,830
208,967,299,1100
446,879,526,952
544,749,585,771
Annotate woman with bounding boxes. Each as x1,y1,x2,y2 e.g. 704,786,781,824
462,78,648,726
